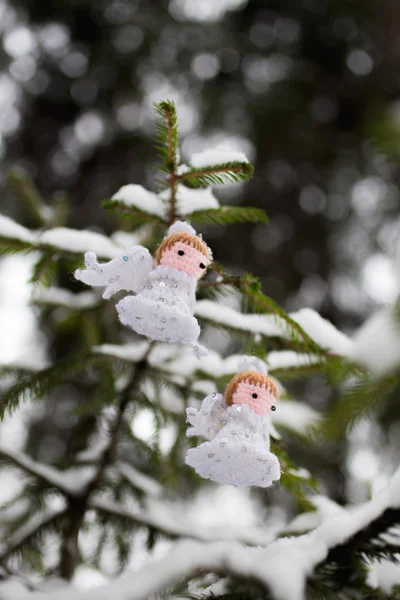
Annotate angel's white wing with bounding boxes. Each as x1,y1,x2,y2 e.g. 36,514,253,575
74,246,154,299
186,393,228,441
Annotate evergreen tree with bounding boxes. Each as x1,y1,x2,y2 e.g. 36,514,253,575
0,101,400,600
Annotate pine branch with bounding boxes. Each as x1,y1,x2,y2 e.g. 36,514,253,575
7,168,52,227
319,373,398,440
0,351,90,418
30,253,58,286
102,199,167,225
188,206,268,227
90,496,276,547
0,445,95,496
154,100,179,171
0,236,37,256
154,100,179,225
197,278,329,357
325,507,400,566
241,284,325,355
59,355,150,580
0,505,67,562
177,162,254,188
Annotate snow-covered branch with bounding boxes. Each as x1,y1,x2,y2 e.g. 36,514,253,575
0,504,67,561
195,300,353,356
0,445,95,497
90,495,274,547
0,214,131,259
67,468,400,600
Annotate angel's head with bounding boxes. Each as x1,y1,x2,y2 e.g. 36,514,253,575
224,370,278,416
156,231,212,280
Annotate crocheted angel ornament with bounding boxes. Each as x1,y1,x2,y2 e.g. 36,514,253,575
185,357,280,488
74,221,212,352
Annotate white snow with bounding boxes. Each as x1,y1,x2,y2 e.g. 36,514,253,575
40,227,123,258
0,214,36,244
118,462,163,498
190,149,249,168
111,184,167,218
110,230,143,248
93,342,151,363
149,345,239,379
0,444,95,497
267,351,322,370
369,559,400,594
3,468,400,599
90,494,274,547
292,308,353,355
0,214,134,259
284,495,346,534
0,503,66,561
195,301,353,355
195,300,283,337
175,186,219,214
272,400,320,434
351,307,400,376
33,287,100,309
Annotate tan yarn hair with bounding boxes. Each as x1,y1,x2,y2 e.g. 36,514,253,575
156,232,210,265
224,370,278,406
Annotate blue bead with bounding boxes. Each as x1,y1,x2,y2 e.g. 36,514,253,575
123,255,128,261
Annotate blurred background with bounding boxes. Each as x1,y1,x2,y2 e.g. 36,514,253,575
0,0,400,589
1,0,399,327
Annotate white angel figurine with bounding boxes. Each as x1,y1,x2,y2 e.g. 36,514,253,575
74,221,212,351
185,358,280,488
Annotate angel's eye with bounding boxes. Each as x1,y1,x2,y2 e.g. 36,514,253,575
252,393,258,399
178,250,185,256
271,406,276,411
199,263,206,269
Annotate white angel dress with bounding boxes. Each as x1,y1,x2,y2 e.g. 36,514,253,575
74,248,202,347
185,393,280,488
116,265,200,345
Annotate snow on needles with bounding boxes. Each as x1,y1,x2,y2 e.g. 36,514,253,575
40,228,123,258
7,468,400,600
0,214,36,244
112,184,167,218
351,307,400,376
176,187,219,214
190,149,249,167
0,214,130,259
195,301,353,356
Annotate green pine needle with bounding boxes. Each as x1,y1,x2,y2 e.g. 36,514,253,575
0,236,37,256
188,206,268,227
154,100,179,172
102,199,167,225
178,161,254,188
30,253,58,286
318,373,398,440
0,352,90,419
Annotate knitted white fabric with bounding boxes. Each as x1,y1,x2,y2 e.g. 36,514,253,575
74,246,154,299
186,393,228,440
116,265,201,344
185,402,280,488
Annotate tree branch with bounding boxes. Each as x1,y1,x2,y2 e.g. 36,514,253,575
0,505,67,562
0,445,92,497
59,357,150,580
163,106,178,226
176,165,249,182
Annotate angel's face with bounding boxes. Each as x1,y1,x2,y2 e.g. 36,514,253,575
232,381,277,416
159,241,210,279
